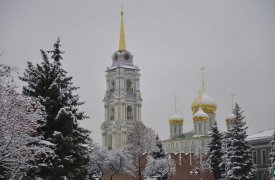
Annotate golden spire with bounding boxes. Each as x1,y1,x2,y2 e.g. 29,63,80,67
119,4,126,51
174,95,178,113
200,66,206,92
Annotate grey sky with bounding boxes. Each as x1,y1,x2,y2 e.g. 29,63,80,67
1,0,275,145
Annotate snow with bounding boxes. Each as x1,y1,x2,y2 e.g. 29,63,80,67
226,112,235,119
53,131,61,136
247,129,275,141
170,113,183,120
192,92,217,106
193,107,208,117
110,65,136,70
39,140,55,146
200,93,216,105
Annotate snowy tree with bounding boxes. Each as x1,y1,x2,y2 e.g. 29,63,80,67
87,140,107,180
126,122,156,180
20,38,90,179
224,103,256,180
103,148,135,180
269,131,275,179
208,121,223,180
144,135,176,180
0,64,55,179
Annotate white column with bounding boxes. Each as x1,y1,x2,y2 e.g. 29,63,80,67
121,103,126,121
112,131,116,149
139,105,142,121
114,105,118,120
102,133,106,148
106,80,109,91
105,106,108,121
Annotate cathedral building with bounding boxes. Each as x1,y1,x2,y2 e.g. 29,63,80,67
100,8,142,150
162,68,218,154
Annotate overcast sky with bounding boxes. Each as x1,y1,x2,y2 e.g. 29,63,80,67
1,0,275,145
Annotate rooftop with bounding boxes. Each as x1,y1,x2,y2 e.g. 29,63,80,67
247,128,275,141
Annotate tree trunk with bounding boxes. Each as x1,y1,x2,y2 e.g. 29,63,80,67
138,156,142,180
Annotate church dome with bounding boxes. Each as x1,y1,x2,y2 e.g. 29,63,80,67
225,112,235,124
169,113,184,125
191,92,217,114
193,107,209,122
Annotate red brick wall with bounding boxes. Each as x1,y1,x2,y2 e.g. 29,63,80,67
102,153,213,180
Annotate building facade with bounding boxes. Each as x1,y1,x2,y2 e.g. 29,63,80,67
101,9,142,149
248,129,274,180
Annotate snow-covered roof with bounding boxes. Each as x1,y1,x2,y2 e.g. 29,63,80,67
170,113,183,120
108,65,137,70
200,93,216,105
247,129,275,141
193,107,208,117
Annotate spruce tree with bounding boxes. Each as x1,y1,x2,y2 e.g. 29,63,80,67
144,135,175,180
269,131,275,179
151,135,166,159
20,38,90,179
208,121,223,180
225,103,256,180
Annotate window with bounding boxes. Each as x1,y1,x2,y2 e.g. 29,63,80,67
127,106,133,120
261,149,267,164
252,150,257,164
124,53,130,60
110,80,115,92
126,79,133,92
110,106,114,120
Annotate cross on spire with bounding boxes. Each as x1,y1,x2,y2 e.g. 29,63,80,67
174,95,178,113
200,66,206,92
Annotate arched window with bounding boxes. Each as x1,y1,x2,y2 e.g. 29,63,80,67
127,106,133,120
126,79,133,92
108,134,112,150
110,106,114,120
199,123,202,134
110,80,115,92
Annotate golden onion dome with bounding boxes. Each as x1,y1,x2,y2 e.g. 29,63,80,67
169,113,184,126
225,112,235,124
192,92,217,114
193,107,209,122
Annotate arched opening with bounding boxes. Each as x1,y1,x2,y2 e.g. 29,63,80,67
126,79,133,92
110,106,114,120
107,134,112,150
110,80,115,92
127,105,133,120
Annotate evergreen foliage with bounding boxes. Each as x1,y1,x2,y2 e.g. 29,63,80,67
20,38,90,179
144,135,175,180
269,131,275,179
224,103,256,180
208,122,223,180
0,64,55,179
151,136,166,159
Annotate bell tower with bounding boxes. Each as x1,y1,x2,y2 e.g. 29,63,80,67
101,7,142,149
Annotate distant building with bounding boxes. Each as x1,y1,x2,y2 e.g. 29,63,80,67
101,8,142,149
247,129,275,180
162,67,217,154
